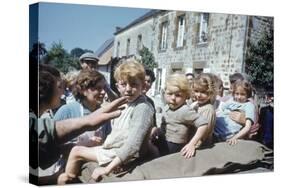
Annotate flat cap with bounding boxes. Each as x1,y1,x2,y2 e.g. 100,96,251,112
79,52,99,63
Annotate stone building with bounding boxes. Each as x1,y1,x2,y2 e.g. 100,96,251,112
113,10,273,96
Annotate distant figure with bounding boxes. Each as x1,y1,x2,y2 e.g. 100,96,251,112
143,68,157,126
79,52,99,70
227,72,244,96
185,73,195,86
63,70,79,104
79,52,118,101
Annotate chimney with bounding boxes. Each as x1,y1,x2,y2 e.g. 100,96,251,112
115,26,122,32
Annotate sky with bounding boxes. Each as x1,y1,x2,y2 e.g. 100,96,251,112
37,2,150,53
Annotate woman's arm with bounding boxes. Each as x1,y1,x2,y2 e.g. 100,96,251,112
55,97,128,144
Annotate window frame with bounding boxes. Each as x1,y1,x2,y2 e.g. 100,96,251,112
198,13,209,44
160,21,168,50
176,15,185,48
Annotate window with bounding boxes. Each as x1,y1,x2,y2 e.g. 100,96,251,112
126,38,130,56
160,21,168,50
172,68,183,73
194,68,203,76
137,35,143,53
116,41,120,57
198,13,209,43
176,16,185,47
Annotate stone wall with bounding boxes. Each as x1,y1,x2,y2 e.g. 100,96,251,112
113,18,155,57
113,10,271,93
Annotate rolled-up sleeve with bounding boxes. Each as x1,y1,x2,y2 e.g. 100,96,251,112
38,118,61,169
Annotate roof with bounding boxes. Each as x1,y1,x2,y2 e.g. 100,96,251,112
114,10,163,35
95,37,114,57
95,38,114,65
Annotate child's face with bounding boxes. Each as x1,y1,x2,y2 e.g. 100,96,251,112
83,79,106,107
234,86,247,103
165,86,187,110
116,79,143,102
193,84,210,106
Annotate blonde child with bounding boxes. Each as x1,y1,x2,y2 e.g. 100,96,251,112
191,73,217,146
214,80,255,145
57,59,154,184
152,73,208,158
63,70,79,104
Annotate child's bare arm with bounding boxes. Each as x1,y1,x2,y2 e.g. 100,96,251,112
227,119,252,145
181,124,208,158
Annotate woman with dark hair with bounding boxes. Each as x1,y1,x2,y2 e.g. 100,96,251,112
39,64,64,117
54,69,111,147
31,64,65,184
30,64,128,185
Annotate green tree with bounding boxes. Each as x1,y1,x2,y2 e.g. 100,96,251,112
70,47,85,58
245,24,273,91
138,46,157,70
30,42,47,63
47,42,78,73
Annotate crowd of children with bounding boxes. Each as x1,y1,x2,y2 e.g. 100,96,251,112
35,52,273,185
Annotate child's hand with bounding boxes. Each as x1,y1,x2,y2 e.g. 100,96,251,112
90,136,103,146
91,167,109,182
226,137,238,145
150,127,160,140
181,143,196,159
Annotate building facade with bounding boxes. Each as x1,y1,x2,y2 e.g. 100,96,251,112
113,10,272,96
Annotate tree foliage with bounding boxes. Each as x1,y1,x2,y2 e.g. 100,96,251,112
46,42,81,73
245,24,273,91
70,47,85,58
30,42,47,63
138,46,157,70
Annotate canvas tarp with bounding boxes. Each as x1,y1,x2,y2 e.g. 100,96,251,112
79,140,273,183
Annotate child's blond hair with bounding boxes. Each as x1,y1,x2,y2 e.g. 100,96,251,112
64,70,79,89
193,73,216,104
114,59,145,84
165,73,191,98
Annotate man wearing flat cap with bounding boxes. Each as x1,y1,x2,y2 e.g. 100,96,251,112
79,52,118,101
79,52,99,70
